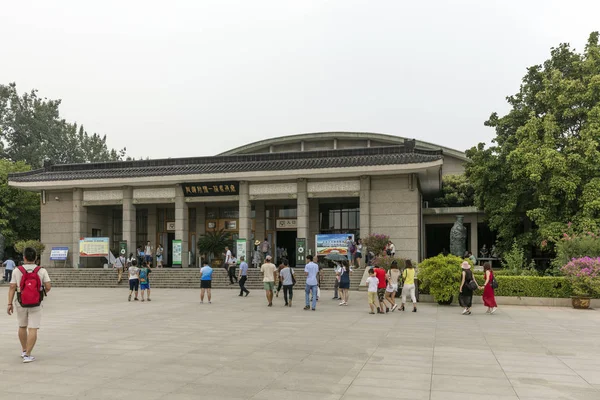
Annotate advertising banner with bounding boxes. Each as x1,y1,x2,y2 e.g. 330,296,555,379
50,247,69,261
315,234,354,256
79,237,110,257
119,241,128,257
172,240,182,265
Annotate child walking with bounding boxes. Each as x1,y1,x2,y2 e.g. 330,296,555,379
139,261,153,302
365,268,379,314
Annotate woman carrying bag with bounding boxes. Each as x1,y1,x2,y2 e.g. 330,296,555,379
459,261,478,315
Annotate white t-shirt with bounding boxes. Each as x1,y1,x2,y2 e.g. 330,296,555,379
304,262,320,286
366,276,379,292
225,250,232,264
388,243,396,254
128,266,139,280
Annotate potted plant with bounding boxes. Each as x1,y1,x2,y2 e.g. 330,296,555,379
561,257,600,309
363,233,390,257
197,229,232,267
418,253,465,305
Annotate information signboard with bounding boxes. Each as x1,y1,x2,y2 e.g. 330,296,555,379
315,234,354,256
172,240,182,265
79,237,110,257
50,247,69,261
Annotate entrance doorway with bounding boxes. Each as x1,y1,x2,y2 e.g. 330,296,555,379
167,232,175,267
276,231,297,267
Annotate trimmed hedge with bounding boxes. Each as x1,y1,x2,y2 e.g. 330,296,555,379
472,274,573,298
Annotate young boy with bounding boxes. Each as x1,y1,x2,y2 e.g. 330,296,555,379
365,268,379,314
128,260,140,302
139,261,152,302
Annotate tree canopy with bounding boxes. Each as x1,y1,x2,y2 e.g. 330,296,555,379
0,83,125,167
466,32,600,251
432,175,475,208
0,160,40,247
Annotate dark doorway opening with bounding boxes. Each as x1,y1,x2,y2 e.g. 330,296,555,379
426,223,473,258
276,231,297,267
167,232,175,267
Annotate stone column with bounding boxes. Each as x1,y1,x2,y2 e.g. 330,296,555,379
239,181,251,261
147,205,157,266
195,204,206,265
308,199,319,256
122,187,136,260
470,217,478,259
360,176,371,238
297,179,309,242
255,201,266,243
175,186,189,268
72,189,87,268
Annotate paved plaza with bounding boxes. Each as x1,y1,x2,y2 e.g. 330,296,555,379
1,287,600,400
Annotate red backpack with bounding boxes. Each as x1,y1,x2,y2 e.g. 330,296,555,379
17,266,44,307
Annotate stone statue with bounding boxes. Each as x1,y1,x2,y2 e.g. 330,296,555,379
480,244,489,258
491,245,498,258
449,215,467,257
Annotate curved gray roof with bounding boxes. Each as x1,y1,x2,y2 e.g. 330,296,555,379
219,131,468,161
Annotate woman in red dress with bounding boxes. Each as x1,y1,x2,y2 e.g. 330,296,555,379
481,262,498,314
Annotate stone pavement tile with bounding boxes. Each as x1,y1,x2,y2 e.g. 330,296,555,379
431,375,515,396
350,375,431,391
512,385,600,400
3,381,98,397
176,382,265,398
80,388,169,400
266,374,349,395
0,395,74,400
252,388,341,400
506,371,596,389
430,391,519,400
432,362,504,378
343,384,430,399
360,361,432,374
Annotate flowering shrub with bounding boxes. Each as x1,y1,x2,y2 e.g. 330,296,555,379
560,257,600,297
362,233,390,257
371,255,407,271
552,223,600,270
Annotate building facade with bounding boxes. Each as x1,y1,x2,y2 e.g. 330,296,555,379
8,132,478,268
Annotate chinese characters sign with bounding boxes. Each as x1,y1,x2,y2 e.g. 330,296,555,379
182,182,239,197
79,237,110,257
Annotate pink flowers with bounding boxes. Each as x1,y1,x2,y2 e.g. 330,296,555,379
561,257,600,296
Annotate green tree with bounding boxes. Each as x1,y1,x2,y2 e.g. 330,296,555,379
433,175,475,207
0,160,40,247
0,82,125,167
466,32,600,251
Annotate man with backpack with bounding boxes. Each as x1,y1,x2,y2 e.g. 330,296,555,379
6,247,51,363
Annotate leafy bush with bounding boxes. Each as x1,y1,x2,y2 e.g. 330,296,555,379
418,254,467,302
14,240,45,260
500,240,539,276
552,225,600,270
197,229,232,263
371,255,406,271
560,257,600,297
362,233,390,257
472,274,573,298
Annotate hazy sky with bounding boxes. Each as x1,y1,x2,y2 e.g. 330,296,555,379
2,0,599,160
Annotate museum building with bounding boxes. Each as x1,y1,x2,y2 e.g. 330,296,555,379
8,132,488,268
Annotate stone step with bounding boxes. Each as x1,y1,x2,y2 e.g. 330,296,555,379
41,267,363,290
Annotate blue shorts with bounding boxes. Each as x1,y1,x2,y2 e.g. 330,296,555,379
145,255,152,262
140,283,150,290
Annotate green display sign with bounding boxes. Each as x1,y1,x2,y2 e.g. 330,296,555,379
172,240,182,265
119,241,128,257
296,238,306,266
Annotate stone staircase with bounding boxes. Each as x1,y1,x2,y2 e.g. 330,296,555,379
40,267,363,290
